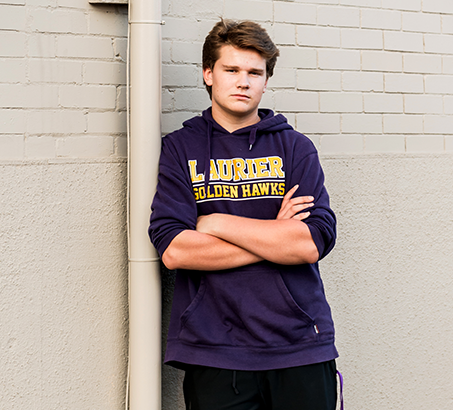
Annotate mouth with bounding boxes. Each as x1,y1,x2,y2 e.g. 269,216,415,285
231,94,250,100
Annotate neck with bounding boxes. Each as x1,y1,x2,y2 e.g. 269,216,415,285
211,106,260,133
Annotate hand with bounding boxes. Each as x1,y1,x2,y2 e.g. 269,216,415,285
276,185,314,221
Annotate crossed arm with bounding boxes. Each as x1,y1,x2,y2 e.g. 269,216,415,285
161,185,319,271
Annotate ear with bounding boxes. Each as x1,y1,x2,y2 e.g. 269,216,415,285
263,78,268,93
203,67,213,86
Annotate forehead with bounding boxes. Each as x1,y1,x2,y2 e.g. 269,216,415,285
215,45,266,70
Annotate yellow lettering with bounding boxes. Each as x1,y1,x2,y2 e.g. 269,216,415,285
242,184,251,197
222,185,229,197
246,159,256,178
268,156,284,177
193,187,199,201
258,183,269,195
230,185,238,198
252,184,260,196
254,157,270,178
271,183,279,195
207,185,215,198
278,182,285,196
233,158,248,181
214,185,222,197
188,160,203,183
198,186,206,200
218,159,233,181
210,160,220,181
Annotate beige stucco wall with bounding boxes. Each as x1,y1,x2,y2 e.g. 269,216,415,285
1,160,128,409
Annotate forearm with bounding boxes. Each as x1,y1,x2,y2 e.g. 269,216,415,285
162,229,263,271
197,214,319,265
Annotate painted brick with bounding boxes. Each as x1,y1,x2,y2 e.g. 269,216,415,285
172,42,202,64
342,72,384,92
56,136,114,158
384,31,423,53
365,135,405,153
446,136,453,151
317,6,360,28
169,0,223,18
318,49,360,71
297,70,342,91
0,109,25,133
296,26,340,48
57,35,113,59
0,32,26,57
60,85,117,109
0,58,26,83
0,135,23,158
25,136,56,159
274,91,318,113
259,90,274,110
269,68,296,88
363,93,404,113
445,96,453,114
403,54,442,74
88,10,128,37
361,9,402,31
320,92,362,113
382,0,421,12
342,113,382,134
162,41,172,64
225,0,273,22
341,28,383,50
174,88,211,112
425,34,453,55
274,2,316,25
384,73,424,93
27,110,86,134
362,51,403,73
320,135,363,153
294,0,338,4
161,89,174,112
383,114,423,134
0,0,25,4
402,12,441,33
162,64,198,87
424,115,453,134
406,135,444,152
162,111,196,134
425,75,453,94
84,61,125,85
162,18,199,41
32,8,87,34
404,94,443,114
57,0,88,9
277,47,316,69
273,24,296,46
444,56,453,74
340,0,381,8
87,111,127,133
443,15,453,35
0,5,26,30
116,135,127,157
0,84,59,108
29,34,56,58
296,113,341,134
27,0,55,5
422,0,453,14
116,86,127,111
113,38,127,61
30,59,83,84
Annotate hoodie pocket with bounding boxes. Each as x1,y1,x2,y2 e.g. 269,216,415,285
178,268,318,348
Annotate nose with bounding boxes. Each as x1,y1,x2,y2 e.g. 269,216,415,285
236,72,250,89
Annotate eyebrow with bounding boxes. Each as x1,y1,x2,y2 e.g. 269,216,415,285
222,64,265,74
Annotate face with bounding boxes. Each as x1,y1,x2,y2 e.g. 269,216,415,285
203,45,268,128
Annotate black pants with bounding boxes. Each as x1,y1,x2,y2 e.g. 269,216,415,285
183,360,337,410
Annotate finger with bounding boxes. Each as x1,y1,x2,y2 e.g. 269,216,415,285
292,211,311,221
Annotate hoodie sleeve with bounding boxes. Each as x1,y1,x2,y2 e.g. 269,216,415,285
148,136,198,258
290,144,336,261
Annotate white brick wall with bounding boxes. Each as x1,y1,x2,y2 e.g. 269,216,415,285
2,0,453,158
0,2,127,160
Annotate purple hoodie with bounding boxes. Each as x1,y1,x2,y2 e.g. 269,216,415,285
149,108,338,371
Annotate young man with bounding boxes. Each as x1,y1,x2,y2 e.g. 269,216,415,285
149,19,338,410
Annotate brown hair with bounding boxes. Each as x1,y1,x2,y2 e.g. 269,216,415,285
202,19,280,98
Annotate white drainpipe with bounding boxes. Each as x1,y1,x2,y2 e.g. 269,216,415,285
127,0,162,408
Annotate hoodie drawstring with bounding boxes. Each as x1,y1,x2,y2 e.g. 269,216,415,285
204,120,213,192
248,127,257,150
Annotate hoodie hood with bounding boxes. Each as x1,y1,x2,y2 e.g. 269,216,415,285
182,108,293,188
